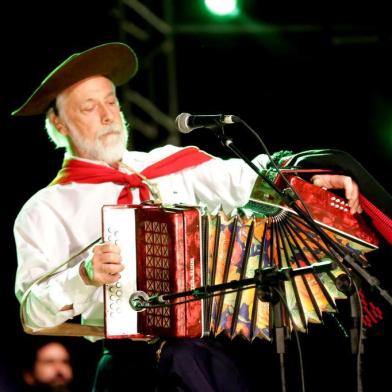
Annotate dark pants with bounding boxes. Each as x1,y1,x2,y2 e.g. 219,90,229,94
92,338,248,392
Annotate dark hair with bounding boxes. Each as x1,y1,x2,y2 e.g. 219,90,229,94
22,336,71,372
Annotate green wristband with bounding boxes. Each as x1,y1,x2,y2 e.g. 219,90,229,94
84,259,94,282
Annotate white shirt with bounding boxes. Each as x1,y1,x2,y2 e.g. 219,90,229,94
14,145,268,332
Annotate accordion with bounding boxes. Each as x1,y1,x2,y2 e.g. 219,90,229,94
102,175,378,340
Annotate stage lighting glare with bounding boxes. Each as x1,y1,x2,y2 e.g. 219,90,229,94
204,0,239,17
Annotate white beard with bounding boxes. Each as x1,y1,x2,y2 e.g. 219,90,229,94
68,120,129,165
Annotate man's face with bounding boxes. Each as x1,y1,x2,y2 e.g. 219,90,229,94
31,342,73,388
56,75,128,165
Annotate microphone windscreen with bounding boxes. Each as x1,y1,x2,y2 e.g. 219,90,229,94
175,113,191,133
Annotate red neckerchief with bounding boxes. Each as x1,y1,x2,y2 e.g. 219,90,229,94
50,147,213,204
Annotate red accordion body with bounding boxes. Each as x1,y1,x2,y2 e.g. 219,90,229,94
102,205,204,339
135,207,202,337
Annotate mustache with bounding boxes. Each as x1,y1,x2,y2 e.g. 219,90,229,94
97,125,124,137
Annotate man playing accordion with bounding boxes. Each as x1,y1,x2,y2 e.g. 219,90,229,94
13,42,387,392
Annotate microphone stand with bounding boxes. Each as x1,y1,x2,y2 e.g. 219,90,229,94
212,125,392,306
131,260,335,392
132,261,335,309
350,293,364,392
208,123,392,392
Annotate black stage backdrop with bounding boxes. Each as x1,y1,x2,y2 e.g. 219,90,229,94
1,2,391,391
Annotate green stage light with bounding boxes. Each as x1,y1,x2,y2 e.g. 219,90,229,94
204,0,239,17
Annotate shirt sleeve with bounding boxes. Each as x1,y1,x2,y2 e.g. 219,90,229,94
14,201,98,330
176,153,269,213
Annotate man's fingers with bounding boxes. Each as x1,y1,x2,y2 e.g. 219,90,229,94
311,175,328,188
348,197,362,214
103,263,125,275
104,273,122,284
342,176,353,200
342,176,363,214
97,252,122,264
89,261,124,286
85,242,124,285
311,174,362,214
93,242,121,254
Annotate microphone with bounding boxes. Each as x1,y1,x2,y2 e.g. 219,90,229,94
175,112,240,133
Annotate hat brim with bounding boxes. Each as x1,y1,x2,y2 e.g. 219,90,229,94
12,42,138,116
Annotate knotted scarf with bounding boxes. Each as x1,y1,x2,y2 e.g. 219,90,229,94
50,147,213,204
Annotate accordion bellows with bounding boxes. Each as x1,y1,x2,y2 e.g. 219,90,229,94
102,176,378,340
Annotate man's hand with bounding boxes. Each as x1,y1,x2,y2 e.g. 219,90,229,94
311,174,362,214
80,242,124,286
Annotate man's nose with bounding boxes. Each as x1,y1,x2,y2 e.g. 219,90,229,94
100,104,114,124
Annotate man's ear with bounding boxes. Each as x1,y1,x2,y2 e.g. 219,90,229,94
48,110,68,136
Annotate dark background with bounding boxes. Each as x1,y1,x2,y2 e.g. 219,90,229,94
1,1,391,391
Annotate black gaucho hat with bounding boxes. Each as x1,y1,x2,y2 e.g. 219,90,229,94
12,42,138,116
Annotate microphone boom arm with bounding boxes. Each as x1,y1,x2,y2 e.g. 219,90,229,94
130,260,336,310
